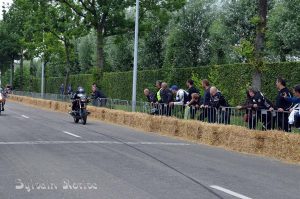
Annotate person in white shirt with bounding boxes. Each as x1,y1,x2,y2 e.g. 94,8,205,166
169,85,188,106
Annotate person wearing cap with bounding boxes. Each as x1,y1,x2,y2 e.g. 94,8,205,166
169,85,189,106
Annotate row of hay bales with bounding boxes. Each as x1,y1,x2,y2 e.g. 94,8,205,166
9,95,300,163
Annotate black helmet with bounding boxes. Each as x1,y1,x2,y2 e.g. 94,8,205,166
77,87,85,94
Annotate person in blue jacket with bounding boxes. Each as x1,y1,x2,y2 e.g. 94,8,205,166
285,85,300,103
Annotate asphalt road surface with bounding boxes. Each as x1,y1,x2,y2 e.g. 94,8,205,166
0,101,299,199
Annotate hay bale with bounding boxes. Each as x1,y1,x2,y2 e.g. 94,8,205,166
8,94,300,163
130,112,152,130
159,116,179,136
177,120,203,139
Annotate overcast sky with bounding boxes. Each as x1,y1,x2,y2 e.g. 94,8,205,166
0,0,13,19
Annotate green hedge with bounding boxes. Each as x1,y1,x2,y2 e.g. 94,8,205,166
27,62,300,105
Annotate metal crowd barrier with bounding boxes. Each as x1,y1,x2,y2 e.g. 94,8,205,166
11,91,299,133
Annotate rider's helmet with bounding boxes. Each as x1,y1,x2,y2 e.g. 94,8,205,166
77,87,86,97
77,87,85,94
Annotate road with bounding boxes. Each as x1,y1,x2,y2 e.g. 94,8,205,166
0,101,299,199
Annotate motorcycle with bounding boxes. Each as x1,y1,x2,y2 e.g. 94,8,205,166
69,94,90,125
0,92,5,115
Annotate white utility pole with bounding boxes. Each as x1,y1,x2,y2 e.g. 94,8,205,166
132,0,139,112
41,30,45,98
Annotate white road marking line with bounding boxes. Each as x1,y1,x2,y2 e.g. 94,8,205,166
210,185,252,199
62,131,81,138
21,115,29,119
0,140,190,146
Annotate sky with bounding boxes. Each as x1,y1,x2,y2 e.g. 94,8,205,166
0,0,13,20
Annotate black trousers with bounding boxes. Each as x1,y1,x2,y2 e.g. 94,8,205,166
248,111,272,131
276,112,291,132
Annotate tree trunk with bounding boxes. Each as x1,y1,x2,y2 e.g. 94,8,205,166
64,40,71,95
253,0,267,90
10,59,14,89
29,59,34,91
96,25,105,69
252,70,262,91
20,50,24,91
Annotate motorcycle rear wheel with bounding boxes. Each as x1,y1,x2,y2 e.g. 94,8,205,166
74,118,79,123
82,116,87,125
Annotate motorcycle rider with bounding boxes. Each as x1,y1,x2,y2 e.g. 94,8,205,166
0,88,6,111
71,87,86,113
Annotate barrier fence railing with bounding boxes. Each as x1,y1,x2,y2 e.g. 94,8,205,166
11,91,299,133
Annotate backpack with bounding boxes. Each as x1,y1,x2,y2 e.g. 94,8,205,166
183,90,189,104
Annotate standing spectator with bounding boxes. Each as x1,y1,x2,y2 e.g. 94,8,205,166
239,87,274,130
144,88,158,115
159,82,173,116
186,79,200,119
186,79,199,102
91,83,107,106
144,88,156,103
155,80,162,103
169,85,189,106
285,85,300,128
199,79,211,121
284,84,300,104
67,84,73,95
60,83,64,95
209,87,231,124
236,90,257,129
185,93,201,119
169,85,189,118
275,77,293,132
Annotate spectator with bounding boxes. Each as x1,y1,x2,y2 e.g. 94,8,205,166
67,84,73,95
159,82,173,116
209,87,231,124
169,85,189,106
184,93,201,119
186,79,199,102
284,84,300,104
286,85,300,128
199,79,211,121
186,79,200,119
91,83,107,106
60,84,64,95
275,77,293,132
155,80,162,103
239,87,274,130
236,91,255,125
144,88,156,103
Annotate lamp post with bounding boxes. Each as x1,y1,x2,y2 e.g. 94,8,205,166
41,29,45,98
132,0,139,112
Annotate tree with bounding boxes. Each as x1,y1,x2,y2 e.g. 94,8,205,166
221,0,273,90
77,31,97,73
57,0,186,71
164,0,214,68
267,0,300,61
252,0,268,90
0,20,21,89
56,0,134,70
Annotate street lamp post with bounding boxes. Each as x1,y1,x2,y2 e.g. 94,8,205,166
41,29,45,98
132,0,139,112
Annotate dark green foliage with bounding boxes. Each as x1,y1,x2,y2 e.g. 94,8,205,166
24,62,300,106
